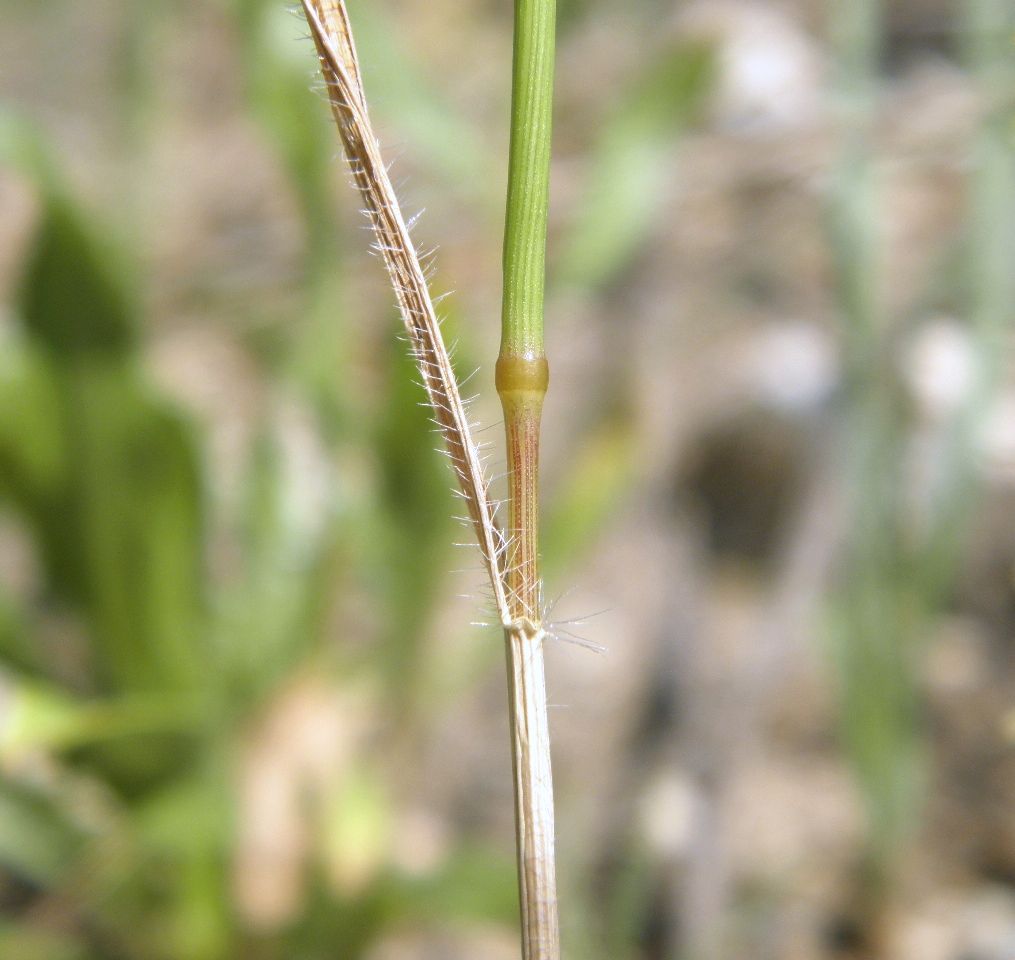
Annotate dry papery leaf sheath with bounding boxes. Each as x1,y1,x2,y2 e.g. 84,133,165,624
299,3,560,959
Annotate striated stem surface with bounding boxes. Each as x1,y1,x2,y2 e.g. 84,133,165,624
505,618,558,960
498,0,559,955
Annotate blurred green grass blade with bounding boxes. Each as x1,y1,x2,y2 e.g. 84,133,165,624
0,780,82,886
558,41,713,289
826,0,926,861
601,843,655,960
0,681,198,756
176,845,231,960
371,335,455,697
235,0,336,255
828,581,925,850
0,343,65,524
9,186,206,703
136,772,231,862
62,366,204,693
0,590,36,678
19,196,136,359
134,773,233,959
216,426,339,701
233,2,359,438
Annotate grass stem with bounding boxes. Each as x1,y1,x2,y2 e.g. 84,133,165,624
498,2,559,958
299,2,561,954
500,0,556,361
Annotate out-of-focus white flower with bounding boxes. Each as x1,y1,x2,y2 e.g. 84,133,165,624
679,1,823,132
747,320,838,412
903,320,975,420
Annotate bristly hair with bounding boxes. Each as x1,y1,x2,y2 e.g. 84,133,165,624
300,7,563,957
299,0,513,627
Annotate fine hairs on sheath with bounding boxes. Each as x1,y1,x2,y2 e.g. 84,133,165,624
298,3,561,959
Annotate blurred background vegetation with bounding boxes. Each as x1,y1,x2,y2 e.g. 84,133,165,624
0,0,1014,958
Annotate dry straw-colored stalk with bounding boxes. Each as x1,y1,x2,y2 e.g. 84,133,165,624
299,3,560,958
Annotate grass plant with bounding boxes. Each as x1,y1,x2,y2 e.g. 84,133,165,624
6,0,1011,956
298,2,561,957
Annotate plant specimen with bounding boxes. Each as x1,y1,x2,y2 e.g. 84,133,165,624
298,2,560,958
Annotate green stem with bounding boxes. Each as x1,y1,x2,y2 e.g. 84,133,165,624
500,0,556,361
